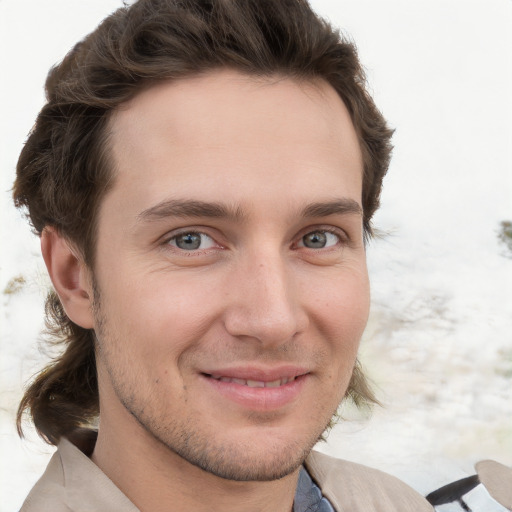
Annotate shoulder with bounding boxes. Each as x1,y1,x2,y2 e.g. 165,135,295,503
20,449,70,512
305,450,434,512
19,436,139,512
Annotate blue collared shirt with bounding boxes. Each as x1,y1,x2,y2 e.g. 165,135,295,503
294,467,335,512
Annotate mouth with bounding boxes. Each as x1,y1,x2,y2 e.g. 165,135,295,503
206,374,300,388
200,368,309,411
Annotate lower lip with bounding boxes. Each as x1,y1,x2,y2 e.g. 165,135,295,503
202,374,308,411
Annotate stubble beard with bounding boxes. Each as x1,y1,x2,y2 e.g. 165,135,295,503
92,284,343,482
104,357,337,482
129,409,331,482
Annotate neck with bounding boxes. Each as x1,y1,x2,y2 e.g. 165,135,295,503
91,411,299,512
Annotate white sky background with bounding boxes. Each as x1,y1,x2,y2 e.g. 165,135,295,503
1,1,511,510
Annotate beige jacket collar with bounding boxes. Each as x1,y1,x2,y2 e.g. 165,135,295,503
305,450,434,511
22,437,433,512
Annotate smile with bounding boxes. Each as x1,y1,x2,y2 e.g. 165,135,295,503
201,369,309,411
208,375,299,388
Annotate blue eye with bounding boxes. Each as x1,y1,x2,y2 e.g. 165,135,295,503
169,232,215,250
300,231,339,249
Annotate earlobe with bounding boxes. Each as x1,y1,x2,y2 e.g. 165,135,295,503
41,227,95,329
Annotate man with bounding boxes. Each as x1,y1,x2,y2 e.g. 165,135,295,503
13,0,433,510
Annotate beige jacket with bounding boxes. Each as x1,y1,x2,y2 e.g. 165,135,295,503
21,437,433,511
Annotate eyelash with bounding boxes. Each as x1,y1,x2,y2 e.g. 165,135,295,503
296,227,346,250
166,231,219,251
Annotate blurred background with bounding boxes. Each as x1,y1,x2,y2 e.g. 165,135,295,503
1,1,511,510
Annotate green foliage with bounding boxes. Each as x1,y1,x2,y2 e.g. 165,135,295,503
3,275,26,295
498,220,512,257
496,348,512,379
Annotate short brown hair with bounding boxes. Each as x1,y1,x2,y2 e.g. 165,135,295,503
14,0,393,445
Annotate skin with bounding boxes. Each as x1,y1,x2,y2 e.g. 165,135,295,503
43,70,369,512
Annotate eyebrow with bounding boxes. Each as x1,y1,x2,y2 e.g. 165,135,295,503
137,197,362,223
137,199,245,222
300,199,363,218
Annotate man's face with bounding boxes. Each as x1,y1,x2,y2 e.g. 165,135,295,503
92,70,369,480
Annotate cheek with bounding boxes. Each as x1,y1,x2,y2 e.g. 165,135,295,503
307,266,369,387
99,269,224,355
309,266,370,339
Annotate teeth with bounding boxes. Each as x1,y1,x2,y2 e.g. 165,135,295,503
246,380,265,388
210,375,298,387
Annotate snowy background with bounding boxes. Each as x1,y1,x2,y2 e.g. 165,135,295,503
1,1,511,510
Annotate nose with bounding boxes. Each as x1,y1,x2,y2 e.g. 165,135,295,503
223,253,308,347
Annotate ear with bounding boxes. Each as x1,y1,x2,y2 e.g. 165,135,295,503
41,227,95,329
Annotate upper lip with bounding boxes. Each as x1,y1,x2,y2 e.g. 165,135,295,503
201,365,310,382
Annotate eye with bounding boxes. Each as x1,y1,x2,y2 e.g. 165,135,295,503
168,232,216,251
299,230,340,249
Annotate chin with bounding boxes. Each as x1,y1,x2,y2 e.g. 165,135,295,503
146,416,331,482
173,438,313,482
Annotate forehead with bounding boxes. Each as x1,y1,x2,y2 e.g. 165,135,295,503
105,70,363,217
